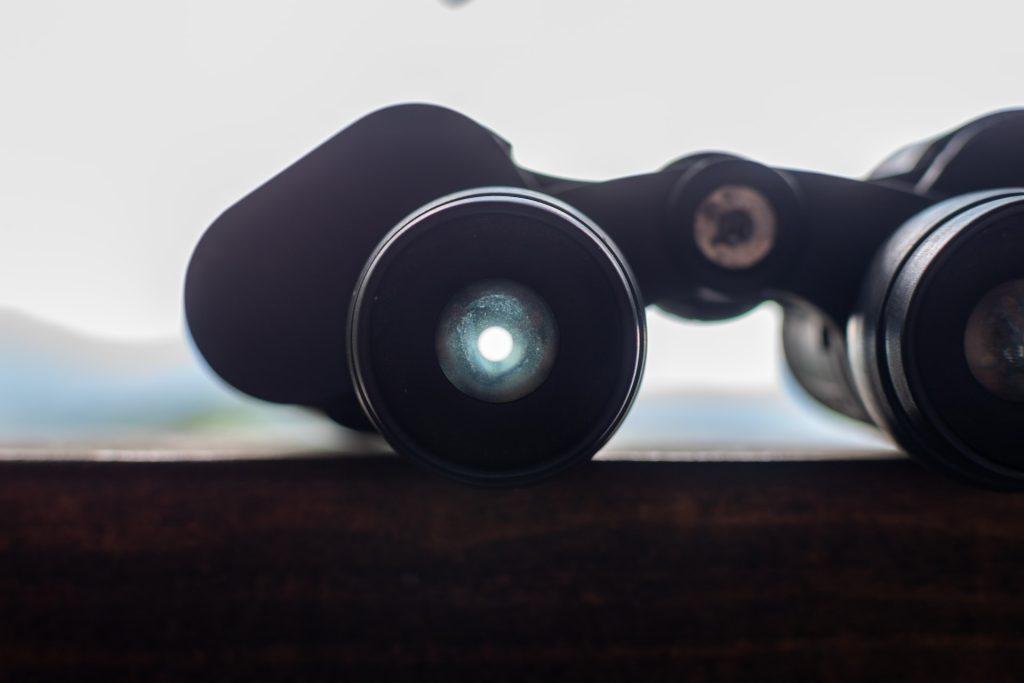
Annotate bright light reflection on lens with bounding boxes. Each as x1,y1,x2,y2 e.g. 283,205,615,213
478,326,514,362
436,279,558,403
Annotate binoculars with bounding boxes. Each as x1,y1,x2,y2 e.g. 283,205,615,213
185,105,1024,489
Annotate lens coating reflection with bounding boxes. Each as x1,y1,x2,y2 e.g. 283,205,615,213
964,278,1024,402
436,279,558,403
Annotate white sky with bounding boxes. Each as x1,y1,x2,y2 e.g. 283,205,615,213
2,0,1023,393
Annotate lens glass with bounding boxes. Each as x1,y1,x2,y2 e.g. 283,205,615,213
964,278,1024,402
436,279,558,403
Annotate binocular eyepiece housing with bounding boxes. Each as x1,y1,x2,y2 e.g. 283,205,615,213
185,105,645,485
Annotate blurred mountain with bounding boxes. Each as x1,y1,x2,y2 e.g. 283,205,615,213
0,308,255,439
0,308,891,455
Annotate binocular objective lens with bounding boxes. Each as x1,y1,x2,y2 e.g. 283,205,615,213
435,279,558,403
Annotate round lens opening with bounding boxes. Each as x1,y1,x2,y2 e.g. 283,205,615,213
964,278,1024,402
435,279,558,403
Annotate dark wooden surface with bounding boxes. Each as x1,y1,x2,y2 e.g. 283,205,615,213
2,456,1024,681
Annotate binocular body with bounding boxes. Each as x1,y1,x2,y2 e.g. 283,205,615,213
185,105,1024,488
